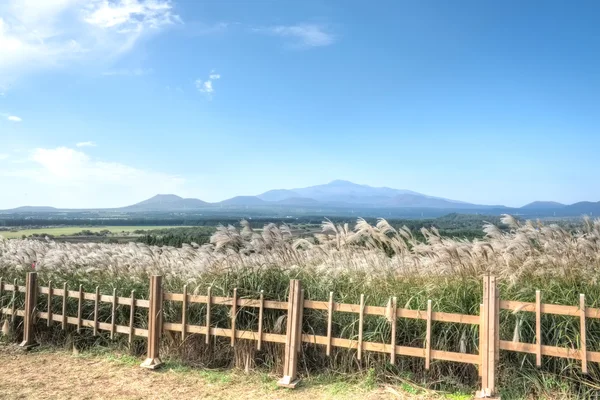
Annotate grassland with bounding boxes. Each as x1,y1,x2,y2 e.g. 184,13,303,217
0,226,187,239
2,215,600,399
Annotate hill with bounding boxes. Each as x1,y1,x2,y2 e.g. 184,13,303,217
2,206,59,212
218,196,267,206
562,201,600,216
257,189,301,202
123,194,209,211
521,201,566,209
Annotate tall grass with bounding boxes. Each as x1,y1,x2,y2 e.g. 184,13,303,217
2,215,600,399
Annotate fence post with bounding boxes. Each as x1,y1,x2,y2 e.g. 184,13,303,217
477,275,499,398
277,279,302,388
141,275,163,369
19,272,39,350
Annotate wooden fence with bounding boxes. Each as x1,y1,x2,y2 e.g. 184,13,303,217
1,273,599,398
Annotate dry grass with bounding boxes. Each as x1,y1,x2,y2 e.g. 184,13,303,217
1,215,599,284
0,344,445,400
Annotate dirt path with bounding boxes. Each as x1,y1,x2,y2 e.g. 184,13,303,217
0,345,445,400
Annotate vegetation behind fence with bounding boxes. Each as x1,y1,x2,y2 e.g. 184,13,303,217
2,272,600,398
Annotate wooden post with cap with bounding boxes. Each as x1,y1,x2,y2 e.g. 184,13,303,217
476,275,499,399
141,275,163,369
277,279,303,388
19,272,39,350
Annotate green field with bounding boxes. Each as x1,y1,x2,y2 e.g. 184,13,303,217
0,226,186,239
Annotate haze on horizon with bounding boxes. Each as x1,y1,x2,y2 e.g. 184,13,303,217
1,0,599,210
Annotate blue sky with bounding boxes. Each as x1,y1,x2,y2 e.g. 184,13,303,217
1,0,599,209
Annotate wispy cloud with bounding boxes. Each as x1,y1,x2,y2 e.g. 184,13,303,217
0,154,9,160
0,0,180,88
1,146,186,208
76,141,97,148
195,70,221,96
7,115,22,122
254,24,335,48
195,80,213,93
83,0,181,31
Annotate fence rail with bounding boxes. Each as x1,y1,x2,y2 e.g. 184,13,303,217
0,273,598,398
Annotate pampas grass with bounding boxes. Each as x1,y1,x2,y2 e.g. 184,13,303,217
1,215,600,398
1,214,599,285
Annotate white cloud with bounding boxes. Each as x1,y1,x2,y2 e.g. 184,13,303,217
0,0,180,87
195,70,220,96
7,115,22,122
195,79,213,93
0,146,186,208
76,141,96,147
83,0,180,31
0,154,9,160
255,24,335,48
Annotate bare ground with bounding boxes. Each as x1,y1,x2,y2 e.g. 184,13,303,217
0,344,449,400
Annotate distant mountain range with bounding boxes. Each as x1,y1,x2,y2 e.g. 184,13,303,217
2,180,600,217
256,180,479,208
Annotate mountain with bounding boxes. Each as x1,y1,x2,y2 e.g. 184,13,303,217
257,180,473,208
133,194,184,206
1,206,59,213
515,201,600,217
563,201,600,215
291,180,423,203
3,180,599,217
275,197,320,205
218,196,267,206
382,194,482,209
521,201,566,209
121,181,486,210
123,194,209,211
257,189,301,202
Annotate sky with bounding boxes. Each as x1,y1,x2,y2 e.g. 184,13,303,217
0,0,599,209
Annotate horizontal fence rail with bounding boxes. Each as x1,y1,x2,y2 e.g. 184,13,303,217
1,273,598,398
499,292,598,374
1,277,149,342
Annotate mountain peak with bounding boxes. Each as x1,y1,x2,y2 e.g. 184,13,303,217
328,179,356,186
521,201,566,209
255,180,473,208
124,194,208,211
219,196,267,206
257,189,301,202
140,194,184,204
